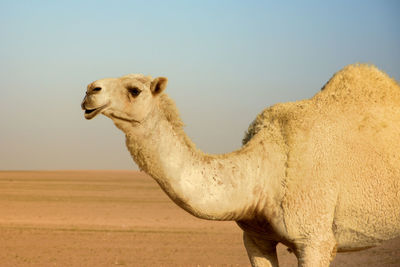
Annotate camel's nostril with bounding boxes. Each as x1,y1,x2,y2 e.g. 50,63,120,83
93,87,102,92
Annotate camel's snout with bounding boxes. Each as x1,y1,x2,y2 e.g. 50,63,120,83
81,95,87,110
81,88,111,120
81,88,99,110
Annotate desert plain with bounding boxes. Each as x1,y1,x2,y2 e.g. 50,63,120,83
0,170,398,266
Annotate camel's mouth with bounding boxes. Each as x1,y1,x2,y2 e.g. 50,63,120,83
83,103,109,120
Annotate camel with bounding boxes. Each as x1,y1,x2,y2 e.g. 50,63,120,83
81,64,400,266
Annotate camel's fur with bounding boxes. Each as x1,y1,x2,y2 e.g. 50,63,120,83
82,64,400,266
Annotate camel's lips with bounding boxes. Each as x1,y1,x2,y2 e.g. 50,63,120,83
83,103,109,120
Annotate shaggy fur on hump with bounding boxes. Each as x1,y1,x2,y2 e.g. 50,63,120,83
316,63,400,105
242,64,400,145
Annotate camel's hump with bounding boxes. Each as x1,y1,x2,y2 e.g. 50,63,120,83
313,64,400,106
242,64,400,145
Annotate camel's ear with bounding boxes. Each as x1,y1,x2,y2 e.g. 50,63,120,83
150,77,168,96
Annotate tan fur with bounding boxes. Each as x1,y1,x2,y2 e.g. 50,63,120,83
158,94,197,150
82,64,400,266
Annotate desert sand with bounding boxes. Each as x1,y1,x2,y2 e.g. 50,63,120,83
0,170,398,266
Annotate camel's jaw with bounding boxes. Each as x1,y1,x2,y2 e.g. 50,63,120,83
83,103,110,120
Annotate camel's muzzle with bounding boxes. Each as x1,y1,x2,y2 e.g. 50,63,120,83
81,96,109,120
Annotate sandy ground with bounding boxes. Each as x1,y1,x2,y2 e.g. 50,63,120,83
0,170,398,266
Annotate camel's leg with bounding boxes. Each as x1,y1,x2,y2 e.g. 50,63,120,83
243,232,278,267
294,235,337,267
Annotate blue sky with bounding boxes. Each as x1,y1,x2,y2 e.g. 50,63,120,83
1,0,399,170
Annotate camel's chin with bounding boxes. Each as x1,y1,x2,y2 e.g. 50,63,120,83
83,104,109,120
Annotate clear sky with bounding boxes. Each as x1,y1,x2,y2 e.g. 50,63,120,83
1,0,399,170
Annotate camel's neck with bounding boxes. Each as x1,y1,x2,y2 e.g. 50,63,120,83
120,104,285,221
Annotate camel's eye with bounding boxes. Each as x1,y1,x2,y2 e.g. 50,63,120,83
128,87,141,97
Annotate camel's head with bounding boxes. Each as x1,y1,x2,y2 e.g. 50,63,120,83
81,74,167,124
